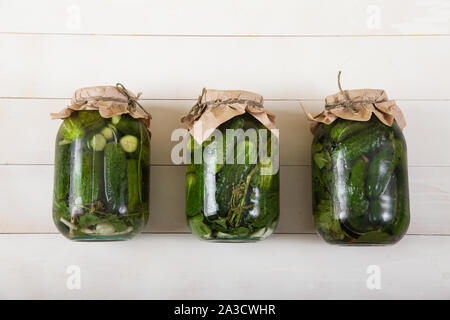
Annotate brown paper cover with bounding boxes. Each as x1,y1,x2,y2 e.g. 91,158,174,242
303,89,406,134
181,89,277,143
50,84,151,131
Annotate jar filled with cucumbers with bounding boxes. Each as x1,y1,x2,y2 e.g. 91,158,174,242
182,89,280,242
52,85,151,240
305,82,410,245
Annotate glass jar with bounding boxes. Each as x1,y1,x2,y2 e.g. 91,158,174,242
53,111,150,240
186,113,280,241
311,116,410,245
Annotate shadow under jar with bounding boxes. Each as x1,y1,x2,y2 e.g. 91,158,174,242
310,110,410,245
52,86,151,241
183,89,280,242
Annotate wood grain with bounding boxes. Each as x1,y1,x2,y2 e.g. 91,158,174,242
1,35,449,100
1,0,449,35
0,234,449,299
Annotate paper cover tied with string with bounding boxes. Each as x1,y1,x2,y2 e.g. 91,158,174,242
302,72,406,134
181,88,278,144
51,83,151,132
50,83,151,241
306,72,410,246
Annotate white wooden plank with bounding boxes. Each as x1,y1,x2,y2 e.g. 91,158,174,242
1,35,450,100
0,99,448,167
0,165,449,235
0,0,449,35
0,234,449,299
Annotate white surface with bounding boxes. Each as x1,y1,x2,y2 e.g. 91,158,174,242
0,0,449,299
0,234,449,300
1,0,449,35
1,35,450,100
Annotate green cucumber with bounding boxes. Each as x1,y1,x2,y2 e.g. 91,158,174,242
258,161,280,192
329,149,351,222
368,175,398,230
257,134,280,192
69,139,104,207
59,117,84,142
112,115,121,125
53,142,71,201
330,119,374,143
130,141,150,162
186,164,204,217
91,152,104,205
115,114,141,136
332,124,391,163
100,126,115,141
343,158,371,234
127,159,140,213
366,144,398,199
213,116,245,172
104,142,128,212
389,155,410,237
119,135,138,153
89,133,107,151
77,111,105,131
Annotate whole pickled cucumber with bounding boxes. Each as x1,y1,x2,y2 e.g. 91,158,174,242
92,152,105,204
389,152,410,237
54,142,71,201
221,117,246,166
330,119,375,143
69,139,104,207
186,164,204,217
257,132,279,190
332,124,391,163
258,162,279,192
127,159,140,213
330,149,351,221
368,175,398,230
104,142,128,213
115,114,142,136
343,158,371,234
77,111,105,131
366,143,400,199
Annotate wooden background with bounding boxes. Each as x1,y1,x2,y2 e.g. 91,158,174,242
0,0,449,299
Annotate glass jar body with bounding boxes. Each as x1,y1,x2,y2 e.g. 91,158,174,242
53,111,150,241
186,114,280,241
311,116,410,245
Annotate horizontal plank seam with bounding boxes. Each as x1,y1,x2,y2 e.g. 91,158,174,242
1,32,450,38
